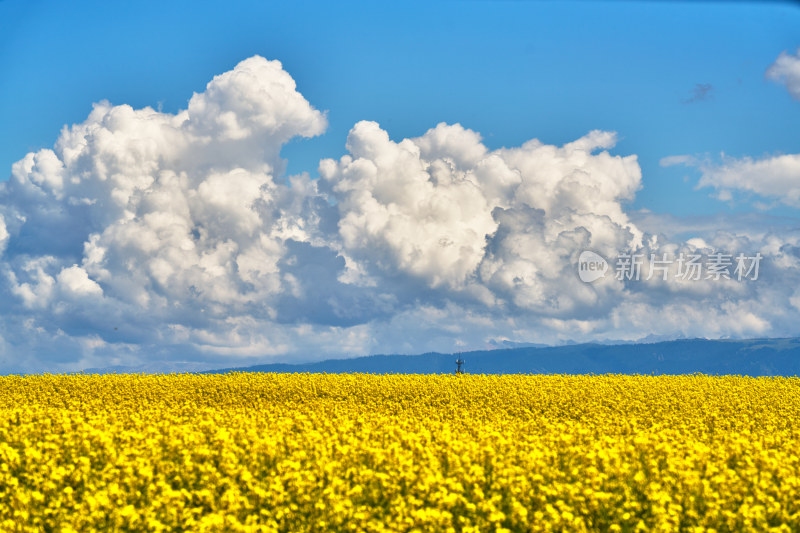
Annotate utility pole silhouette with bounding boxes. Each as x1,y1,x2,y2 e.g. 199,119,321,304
455,353,465,374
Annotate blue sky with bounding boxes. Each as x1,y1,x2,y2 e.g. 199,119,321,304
0,0,799,372
3,1,798,214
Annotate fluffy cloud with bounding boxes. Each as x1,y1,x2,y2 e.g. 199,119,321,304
1,55,798,372
662,152,800,207
319,121,499,290
658,48,800,209
673,49,800,207
320,124,642,313
0,56,335,371
767,48,800,100
698,154,800,207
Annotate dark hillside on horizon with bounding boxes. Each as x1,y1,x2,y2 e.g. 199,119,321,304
206,338,800,377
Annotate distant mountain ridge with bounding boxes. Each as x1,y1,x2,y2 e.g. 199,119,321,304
206,337,800,377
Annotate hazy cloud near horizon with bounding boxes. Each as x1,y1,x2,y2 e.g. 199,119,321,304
2,55,800,372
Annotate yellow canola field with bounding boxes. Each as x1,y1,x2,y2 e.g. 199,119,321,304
1,373,799,532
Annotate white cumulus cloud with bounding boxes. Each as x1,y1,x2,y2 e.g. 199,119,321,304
767,48,800,101
1,55,799,372
696,153,800,207
663,151,800,208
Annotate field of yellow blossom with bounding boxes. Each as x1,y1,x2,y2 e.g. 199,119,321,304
1,373,799,532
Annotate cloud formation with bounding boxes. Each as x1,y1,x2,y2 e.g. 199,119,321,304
1,56,799,372
768,48,800,100
666,45,800,209
696,153,800,207
662,152,800,208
